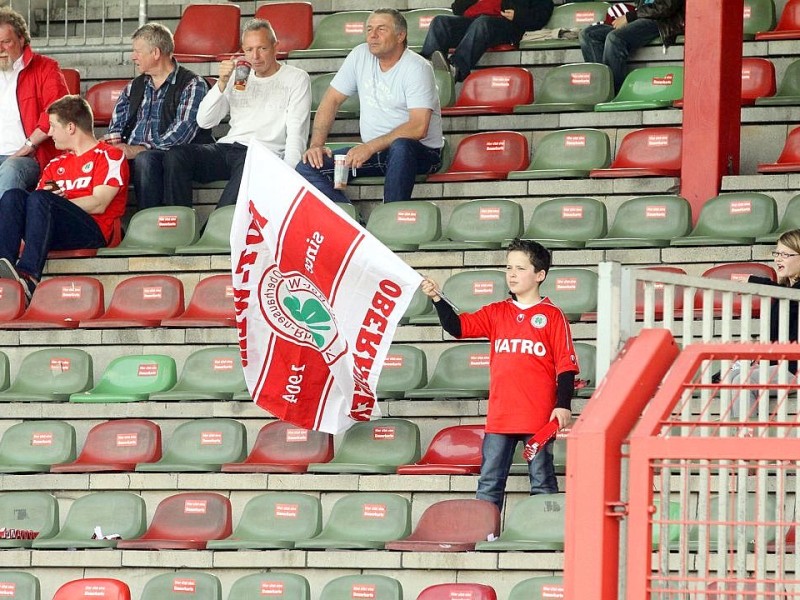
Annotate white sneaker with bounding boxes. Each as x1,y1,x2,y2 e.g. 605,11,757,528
430,50,457,80
0,257,35,303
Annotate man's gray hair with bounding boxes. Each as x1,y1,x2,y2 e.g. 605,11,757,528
371,8,408,46
132,22,174,55
0,7,31,46
242,18,277,44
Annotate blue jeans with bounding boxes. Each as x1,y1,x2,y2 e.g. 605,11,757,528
0,188,106,280
0,155,40,198
164,142,248,209
131,149,167,210
476,432,558,513
295,139,441,204
579,19,661,93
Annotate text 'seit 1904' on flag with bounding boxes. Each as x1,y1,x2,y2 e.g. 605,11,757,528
230,142,421,434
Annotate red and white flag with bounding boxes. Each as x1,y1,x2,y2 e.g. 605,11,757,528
230,142,421,434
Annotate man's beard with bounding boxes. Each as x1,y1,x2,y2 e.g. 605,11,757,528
0,57,11,71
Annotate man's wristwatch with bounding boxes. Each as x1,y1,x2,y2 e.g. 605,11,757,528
24,139,37,149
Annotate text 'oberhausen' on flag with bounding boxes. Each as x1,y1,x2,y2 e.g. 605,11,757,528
230,142,422,434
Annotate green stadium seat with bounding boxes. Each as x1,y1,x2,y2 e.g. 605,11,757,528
288,11,371,58
515,63,614,113
32,491,146,550
590,128,682,178
0,421,75,473
670,193,777,246
507,576,564,600
518,197,607,249
434,67,456,108
2,276,104,329
442,67,533,116
400,287,436,325
222,421,333,473
172,4,241,63
70,354,177,403
396,424,483,475
0,280,25,324
295,492,410,550
0,572,39,600
308,418,420,474
686,494,777,552
540,268,598,321
519,2,610,48
79,275,185,328
0,492,58,548
366,201,441,251
139,572,222,600
116,493,232,550
405,8,452,50
149,347,244,401
404,343,491,399
0,348,92,402
757,126,800,173
135,418,246,472
508,128,611,179
418,583,497,599
52,579,130,600
744,0,777,39
254,2,313,58
208,492,321,550
160,274,235,327
756,193,800,242
175,205,234,255
426,131,529,183
0,352,7,391
226,573,310,600
310,72,360,118
651,500,681,550
418,200,523,250
386,499,500,552
319,575,402,600
97,207,198,256
377,344,428,399
408,270,506,325
755,58,800,106
574,342,597,399
51,419,162,473
585,195,692,248
475,493,565,551
595,66,684,111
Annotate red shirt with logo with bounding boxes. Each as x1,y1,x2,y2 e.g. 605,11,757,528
459,297,579,434
37,141,128,241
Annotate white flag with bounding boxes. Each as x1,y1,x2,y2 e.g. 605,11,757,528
230,142,422,434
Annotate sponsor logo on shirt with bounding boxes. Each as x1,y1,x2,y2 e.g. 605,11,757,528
494,338,547,356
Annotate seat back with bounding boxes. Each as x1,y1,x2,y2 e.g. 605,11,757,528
441,270,507,313
525,197,607,243
417,583,497,600
53,579,130,600
770,58,800,100
302,11,371,52
698,262,777,315
610,128,683,171
330,419,420,467
688,193,777,239
545,2,609,30
772,126,800,164
312,492,410,544
154,418,246,467
440,199,523,244
540,268,598,320
166,274,235,325
14,276,104,324
173,4,241,61
425,343,491,392
377,344,427,398
610,66,684,105
452,67,533,110
774,0,800,31
508,576,564,600
405,8,452,49
434,68,456,108
1,348,92,400
634,266,687,317
0,492,58,541
0,572,39,600
98,275,185,321
320,575,402,600
501,493,566,544
86,354,177,396
310,72,360,115
59,419,162,469
774,193,800,233
0,352,7,391
230,493,321,543
574,342,597,389
534,62,614,108
140,571,222,600
445,131,529,174
417,424,484,467
743,0,777,37
171,347,245,394
49,491,146,543
85,80,128,126
366,201,441,250
529,128,611,171
0,280,25,323
741,57,776,103
406,499,500,543
176,205,235,254
227,573,310,600
606,195,692,240
99,207,198,254
401,287,435,323
139,493,232,542
237,421,333,466
0,421,76,470
61,68,80,95
254,2,313,56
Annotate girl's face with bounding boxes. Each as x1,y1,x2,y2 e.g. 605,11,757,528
774,242,800,284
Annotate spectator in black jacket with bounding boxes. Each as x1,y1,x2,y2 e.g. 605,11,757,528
421,0,553,82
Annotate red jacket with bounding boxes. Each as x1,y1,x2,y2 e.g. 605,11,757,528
16,45,69,169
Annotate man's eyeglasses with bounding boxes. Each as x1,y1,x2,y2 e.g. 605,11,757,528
772,251,800,259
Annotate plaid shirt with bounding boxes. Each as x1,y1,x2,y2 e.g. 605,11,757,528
107,60,207,149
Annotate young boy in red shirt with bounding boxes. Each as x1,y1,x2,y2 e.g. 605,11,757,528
421,238,579,512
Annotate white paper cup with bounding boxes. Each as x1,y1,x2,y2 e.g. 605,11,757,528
333,154,349,189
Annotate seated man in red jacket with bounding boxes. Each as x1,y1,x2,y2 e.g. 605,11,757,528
0,95,128,301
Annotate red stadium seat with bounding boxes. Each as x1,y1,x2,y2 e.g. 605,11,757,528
756,0,800,39
222,420,333,473
2,276,103,329
160,274,235,327
674,58,776,107
590,127,682,178
255,2,313,58
426,131,529,182
634,266,687,320
85,80,128,126
80,275,184,328
757,126,800,173
0,280,26,323
441,67,533,116
48,217,123,259
696,262,776,318
397,424,484,475
51,419,162,473
62,68,80,95
116,492,232,550
52,578,130,600
417,583,497,600
173,4,241,63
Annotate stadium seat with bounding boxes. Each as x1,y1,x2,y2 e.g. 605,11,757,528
0,421,75,473
442,67,533,116
254,2,313,58
0,280,25,323
0,348,92,402
386,498,500,552
540,268,598,321
434,68,456,109
633,266,687,321
515,63,614,113
62,67,80,95
417,584,496,600
160,274,235,327
0,572,39,600
70,354,176,403
475,493,566,551
32,492,145,549
116,492,232,550
400,287,436,325
518,196,607,249
139,571,222,600
47,217,124,259
135,418,246,472
507,576,564,600
51,419,162,473
172,4,241,62
755,58,800,106
0,492,58,548
288,11,371,58
574,342,597,398
208,492,321,550
670,193,777,246
404,343,491,399
744,0,777,38
697,262,777,318
705,581,780,599
366,201,441,251
85,80,127,126
0,352,7,391
686,493,777,552
585,195,692,248
756,0,800,38
756,193,800,242
308,418,420,474
79,275,184,328
397,424,484,475
377,344,428,400
175,205,234,255
319,575,402,600
757,126,800,173
508,128,611,179
310,72,360,118
426,131,529,182
595,66,684,111
590,128,682,178
97,206,198,256
408,271,507,325
1,276,104,329
739,57,777,104
52,579,130,600
222,420,333,473
519,2,609,49
149,347,243,401
405,8,452,50
226,573,310,600
418,200,523,250
295,492,410,550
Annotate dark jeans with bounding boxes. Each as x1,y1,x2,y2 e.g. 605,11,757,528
579,19,661,93
132,149,167,210
421,15,520,81
295,139,441,204
0,188,106,280
476,432,558,513
163,142,248,209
